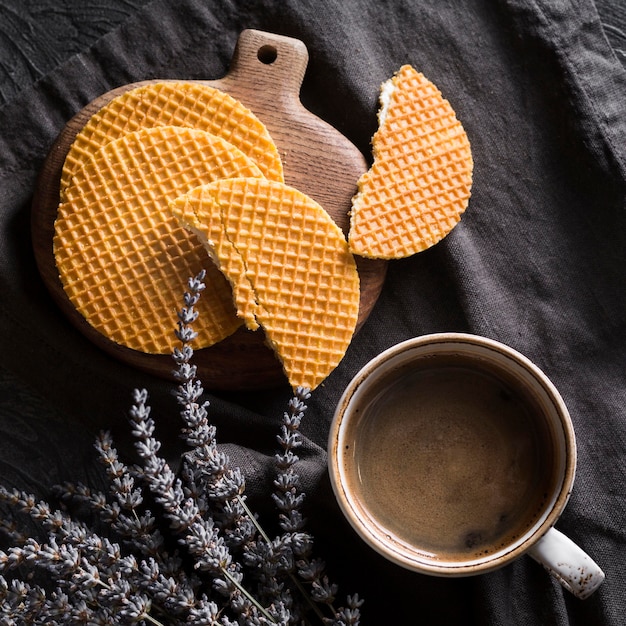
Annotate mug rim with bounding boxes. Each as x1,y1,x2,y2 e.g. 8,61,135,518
328,332,577,576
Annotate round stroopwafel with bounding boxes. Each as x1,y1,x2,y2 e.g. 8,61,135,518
60,81,283,198
172,177,360,390
54,126,267,354
349,65,473,259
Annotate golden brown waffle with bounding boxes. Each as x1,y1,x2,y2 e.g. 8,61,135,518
349,65,473,259
54,126,267,354
171,177,360,390
60,81,283,197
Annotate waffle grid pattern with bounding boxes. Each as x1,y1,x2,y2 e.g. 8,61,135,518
61,81,283,197
173,178,360,390
54,126,268,353
349,65,473,259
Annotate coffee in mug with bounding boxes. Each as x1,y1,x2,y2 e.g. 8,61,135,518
328,334,604,598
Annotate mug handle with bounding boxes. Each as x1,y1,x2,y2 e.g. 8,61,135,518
528,528,605,599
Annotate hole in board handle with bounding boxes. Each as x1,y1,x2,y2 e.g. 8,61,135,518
257,44,278,64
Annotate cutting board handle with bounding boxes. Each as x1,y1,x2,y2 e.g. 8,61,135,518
220,30,309,105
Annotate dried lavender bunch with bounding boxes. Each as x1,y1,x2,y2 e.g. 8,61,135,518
0,271,361,626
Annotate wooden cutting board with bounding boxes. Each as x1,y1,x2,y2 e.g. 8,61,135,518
31,29,386,390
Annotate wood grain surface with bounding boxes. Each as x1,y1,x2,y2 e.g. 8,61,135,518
31,29,386,390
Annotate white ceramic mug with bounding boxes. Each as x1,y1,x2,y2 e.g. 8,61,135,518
328,333,604,599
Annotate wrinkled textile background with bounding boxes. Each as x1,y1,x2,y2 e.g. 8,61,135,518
1,1,626,623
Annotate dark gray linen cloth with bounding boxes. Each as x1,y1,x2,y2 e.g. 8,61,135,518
1,0,625,623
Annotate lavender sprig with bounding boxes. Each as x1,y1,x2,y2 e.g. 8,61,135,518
271,388,362,626
125,274,280,624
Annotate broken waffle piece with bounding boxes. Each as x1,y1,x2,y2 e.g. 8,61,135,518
171,177,361,390
54,126,267,354
60,81,283,197
349,65,473,259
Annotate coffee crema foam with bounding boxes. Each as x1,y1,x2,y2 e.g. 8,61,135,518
347,356,556,562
